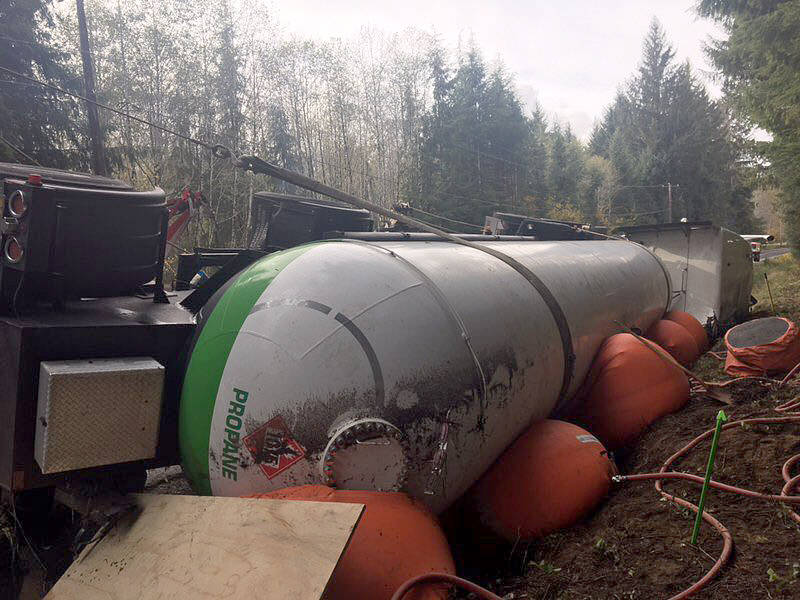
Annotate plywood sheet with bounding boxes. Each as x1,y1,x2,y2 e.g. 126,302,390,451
46,494,363,600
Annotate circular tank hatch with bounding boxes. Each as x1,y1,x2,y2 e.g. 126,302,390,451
321,418,408,492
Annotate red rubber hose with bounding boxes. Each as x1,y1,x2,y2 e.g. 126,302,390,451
391,572,503,600
618,471,800,503
653,487,732,600
782,454,800,524
780,361,800,386
776,396,800,412
782,454,800,481
713,375,779,387
617,414,800,600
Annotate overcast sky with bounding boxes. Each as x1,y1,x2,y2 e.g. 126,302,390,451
271,0,725,139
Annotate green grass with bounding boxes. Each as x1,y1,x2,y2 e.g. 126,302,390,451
752,253,800,322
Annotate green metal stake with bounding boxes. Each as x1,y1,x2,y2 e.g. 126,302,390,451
691,410,728,545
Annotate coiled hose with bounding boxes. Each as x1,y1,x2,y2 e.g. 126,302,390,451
614,395,800,600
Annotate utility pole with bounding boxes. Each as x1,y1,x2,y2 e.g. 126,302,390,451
76,0,107,176
666,182,672,222
663,182,679,222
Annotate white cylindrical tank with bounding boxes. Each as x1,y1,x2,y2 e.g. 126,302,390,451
179,239,670,513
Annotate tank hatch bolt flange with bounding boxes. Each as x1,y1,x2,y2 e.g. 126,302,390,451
320,417,409,491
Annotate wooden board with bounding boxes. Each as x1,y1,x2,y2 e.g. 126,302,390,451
46,494,363,600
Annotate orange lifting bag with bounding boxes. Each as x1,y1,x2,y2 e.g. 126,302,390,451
664,310,709,353
646,319,700,366
251,486,455,600
724,317,800,377
567,333,690,450
466,419,615,542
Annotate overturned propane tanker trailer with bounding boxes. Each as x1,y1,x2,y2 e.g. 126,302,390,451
179,238,671,513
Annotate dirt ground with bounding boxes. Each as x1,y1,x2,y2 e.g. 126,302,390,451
1,255,798,600
452,375,799,599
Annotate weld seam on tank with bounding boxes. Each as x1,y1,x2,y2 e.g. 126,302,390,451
333,312,385,404
337,239,491,495
344,282,425,322
338,239,489,411
254,290,424,360
455,240,577,401
250,297,387,404
249,298,334,316
628,238,674,314
340,236,576,403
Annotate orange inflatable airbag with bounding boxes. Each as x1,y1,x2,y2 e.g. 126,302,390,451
646,319,700,366
467,420,615,542
568,333,690,450
724,317,800,377
251,486,454,600
664,310,709,353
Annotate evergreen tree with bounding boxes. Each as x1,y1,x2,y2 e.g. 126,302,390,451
268,103,301,193
547,123,570,202
209,0,245,245
0,0,84,167
698,0,800,250
523,105,549,212
412,45,531,224
591,19,756,229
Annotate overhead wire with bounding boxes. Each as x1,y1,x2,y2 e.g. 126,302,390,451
315,154,527,211
0,65,216,152
0,35,38,46
402,214,460,233
436,119,536,169
450,141,530,171
407,206,484,230
0,133,42,166
446,141,680,218
610,207,668,218
0,80,48,88
616,184,675,189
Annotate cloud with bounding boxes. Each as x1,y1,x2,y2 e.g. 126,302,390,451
269,0,726,139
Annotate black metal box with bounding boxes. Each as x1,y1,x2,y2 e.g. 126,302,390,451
0,294,194,492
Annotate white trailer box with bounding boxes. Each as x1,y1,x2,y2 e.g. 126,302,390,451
618,222,753,329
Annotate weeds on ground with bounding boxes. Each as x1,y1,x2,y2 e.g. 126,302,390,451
0,504,14,552
753,253,800,322
0,503,18,588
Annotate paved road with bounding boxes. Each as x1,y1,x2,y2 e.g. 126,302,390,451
763,247,791,261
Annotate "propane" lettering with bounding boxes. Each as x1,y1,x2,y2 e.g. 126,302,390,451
221,388,248,480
